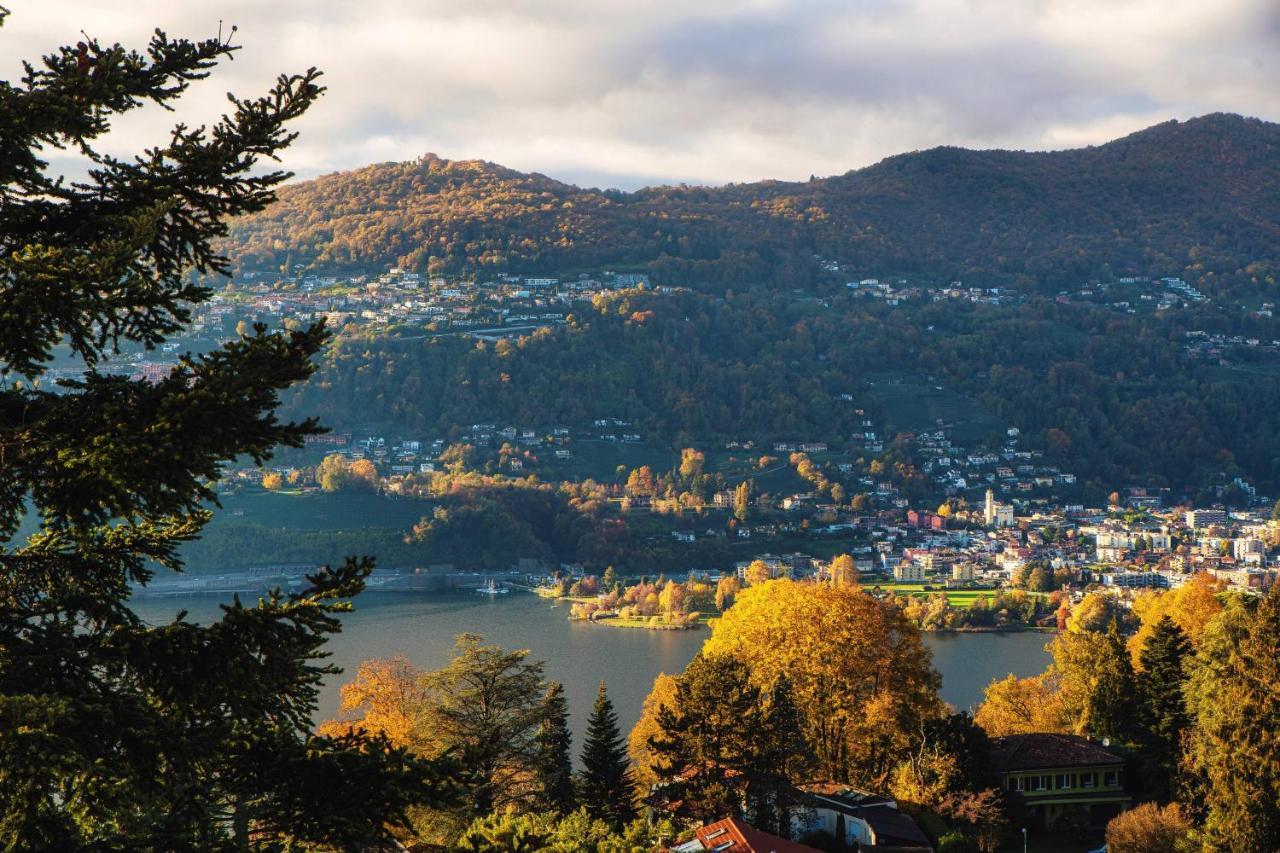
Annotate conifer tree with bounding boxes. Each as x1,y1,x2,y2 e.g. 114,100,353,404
649,653,764,823
0,12,458,847
535,681,576,813
1136,616,1191,802
754,674,813,836
578,681,637,827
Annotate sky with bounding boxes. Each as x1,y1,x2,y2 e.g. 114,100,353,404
1,0,1277,190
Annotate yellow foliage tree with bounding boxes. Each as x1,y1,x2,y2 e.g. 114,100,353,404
1065,591,1120,633
829,554,859,588
974,673,1070,737
701,579,942,785
1128,571,1225,667
261,471,284,490
317,656,428,749
743,560,772,586
627,672,679,795
348,457,380,490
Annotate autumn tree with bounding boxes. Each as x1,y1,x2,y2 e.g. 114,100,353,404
1066,590,1124,633
701,580,942,785
678,448,705,480
1128,571,1224,666
732,479,753,523
0,15,453,848
317,452,351,492
628,673,678,795
625,466,655,498
261,471,284,490
974,674,1069,738
348,457,380,490
578,682,636,827
829,553,859,588
743,559,773,586
1104,801,1194,853
715,575,741,611
1185,588,1280,850
320,655,428,748
1049,622,1136,742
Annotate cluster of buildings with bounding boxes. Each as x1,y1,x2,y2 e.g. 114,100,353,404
845,277,1024,307
219,268,649,339
661,732,1134,851
1182,329,1280,365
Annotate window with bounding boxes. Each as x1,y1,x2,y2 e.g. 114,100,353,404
1008,777,1020,792
1056,774,1072,789
1104,770,1119,787
1082,773,1096,788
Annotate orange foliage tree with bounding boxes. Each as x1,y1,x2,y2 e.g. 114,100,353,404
700,579,942,786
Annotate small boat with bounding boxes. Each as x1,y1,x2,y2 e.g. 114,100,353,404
476,579,508,595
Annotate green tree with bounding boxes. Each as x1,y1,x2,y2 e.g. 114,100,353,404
418,634,547,817
534,682,576,814
1136,617,1191,802
0,16,462,849
648,653,765,823
316,452,351,492
602,565,620,594
578,682,637,827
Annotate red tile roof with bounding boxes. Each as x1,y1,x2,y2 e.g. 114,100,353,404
692,817,821,853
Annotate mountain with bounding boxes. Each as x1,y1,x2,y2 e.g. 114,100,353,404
224,114,1280,292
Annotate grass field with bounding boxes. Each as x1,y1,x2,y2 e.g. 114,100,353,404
873,583,1040,607
864,370,1006,443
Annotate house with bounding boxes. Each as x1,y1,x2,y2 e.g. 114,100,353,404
795,785,932,852
991,733,1131,830
669,817,820,853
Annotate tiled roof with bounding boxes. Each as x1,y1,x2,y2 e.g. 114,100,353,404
991,733,1125,771
690,817,821,853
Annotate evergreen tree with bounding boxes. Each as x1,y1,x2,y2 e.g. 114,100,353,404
0,13,459,848
1088,621,1138,743
753,674,813,837
578,681,637,827
1136,616,1191,802
535,682,576,813
648,653,764,823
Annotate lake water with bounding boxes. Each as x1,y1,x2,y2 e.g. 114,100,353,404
131,591,1051,746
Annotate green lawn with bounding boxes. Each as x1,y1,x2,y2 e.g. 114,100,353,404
873,583,1042,608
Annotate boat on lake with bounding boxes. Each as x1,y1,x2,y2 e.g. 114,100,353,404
476,578,508,595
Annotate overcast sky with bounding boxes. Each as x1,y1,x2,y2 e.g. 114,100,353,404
2,0,1277,189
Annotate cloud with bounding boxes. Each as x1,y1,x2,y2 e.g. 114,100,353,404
1,0,1276,189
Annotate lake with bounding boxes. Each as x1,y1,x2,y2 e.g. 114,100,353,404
131,591,1052,747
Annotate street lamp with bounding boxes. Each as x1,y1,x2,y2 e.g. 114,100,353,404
1022,826,1028,853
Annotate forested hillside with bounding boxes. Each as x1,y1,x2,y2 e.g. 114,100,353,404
284,288,1280,494
226,114,1280,293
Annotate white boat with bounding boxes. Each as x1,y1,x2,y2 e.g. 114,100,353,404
476,579,508,595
